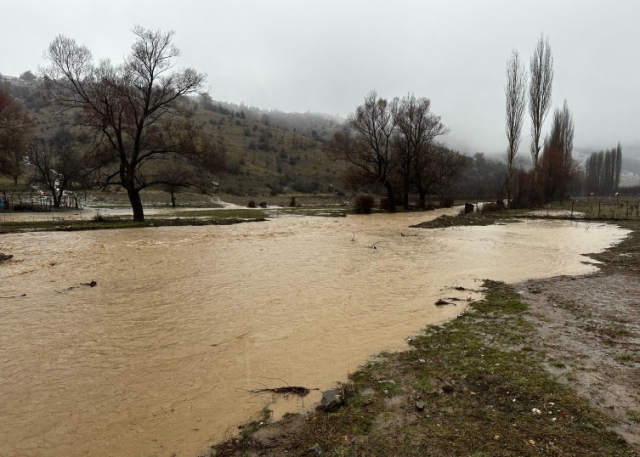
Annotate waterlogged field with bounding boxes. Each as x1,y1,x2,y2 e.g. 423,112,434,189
0,210,629,456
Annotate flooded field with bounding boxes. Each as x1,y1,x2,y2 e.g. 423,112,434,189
0,210,629,456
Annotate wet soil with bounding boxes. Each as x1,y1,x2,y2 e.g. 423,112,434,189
520,220,640,448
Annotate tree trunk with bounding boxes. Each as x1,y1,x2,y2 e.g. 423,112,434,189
128,188,145,222
418,191,426,209
384,182,396,213
417,184,429,209
506,169,512,209
170,189,176,208
403,191,409,210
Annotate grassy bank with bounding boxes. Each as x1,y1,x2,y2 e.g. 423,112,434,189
410,211,517,229
0,212,267,234
208,279,636,456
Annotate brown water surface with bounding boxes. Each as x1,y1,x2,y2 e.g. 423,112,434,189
0,211,628,456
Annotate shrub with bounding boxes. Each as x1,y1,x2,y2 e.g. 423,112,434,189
480,202,500,214
289,196,296,207
92,213,115,222
354,194,375,214
440,196,455,208
247,200,256,208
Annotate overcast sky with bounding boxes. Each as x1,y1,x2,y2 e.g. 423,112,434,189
1,0,639,155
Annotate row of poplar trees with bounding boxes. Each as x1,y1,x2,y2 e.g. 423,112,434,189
505,34,576,204
585,144,622,195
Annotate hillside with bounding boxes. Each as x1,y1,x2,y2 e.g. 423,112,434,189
0,76,350,199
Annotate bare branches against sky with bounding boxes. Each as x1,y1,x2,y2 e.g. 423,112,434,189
1,0,639,154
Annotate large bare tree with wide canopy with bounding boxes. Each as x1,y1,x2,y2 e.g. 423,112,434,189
41,25,207,221
331,91,398,211
393,94,448,209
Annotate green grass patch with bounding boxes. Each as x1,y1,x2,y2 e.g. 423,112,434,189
0,213,266,234
616,354,636,364
549,359,567,369
628,410,640,424
411,212,519,229
156,208,267,219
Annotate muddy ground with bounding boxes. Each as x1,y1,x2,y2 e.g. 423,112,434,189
521,274,640,447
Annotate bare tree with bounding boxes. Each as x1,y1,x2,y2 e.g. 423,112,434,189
393,94,448,209
153,134,226,207
539,145,564,202
505,50,527,207
41,26,207,221
614,142,622,190
430,145,468,204
558,100,574,184
529,35,553,170
28,128,88,208
331,91,398,211
585,145,622,195
0,88,33,184
540,100,574,201
547,101,573,154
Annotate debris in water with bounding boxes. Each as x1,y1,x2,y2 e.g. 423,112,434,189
245,385,315,397
240,379,319,398
56,280,98,293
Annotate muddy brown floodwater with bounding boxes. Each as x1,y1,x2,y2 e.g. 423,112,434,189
0,210,629,457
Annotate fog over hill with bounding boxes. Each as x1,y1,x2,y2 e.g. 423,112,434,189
2,1,640,159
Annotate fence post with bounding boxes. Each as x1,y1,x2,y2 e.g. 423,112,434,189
598,202,601,219
571,201,574,219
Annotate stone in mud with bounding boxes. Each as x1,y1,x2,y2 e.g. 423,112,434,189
0,253,13,262
442,384,455,394
316,389,344,412
415,401,425,411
